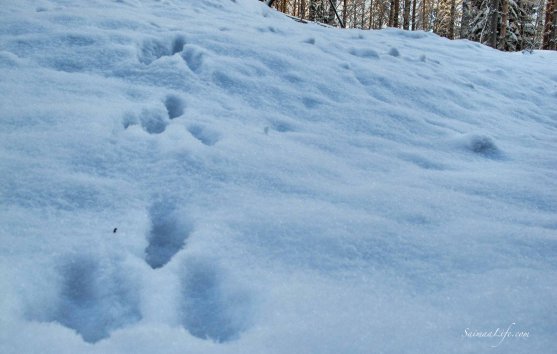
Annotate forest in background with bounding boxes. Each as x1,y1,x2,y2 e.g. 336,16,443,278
266,0,557,51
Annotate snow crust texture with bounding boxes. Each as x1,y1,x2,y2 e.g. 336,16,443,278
0,0,556,353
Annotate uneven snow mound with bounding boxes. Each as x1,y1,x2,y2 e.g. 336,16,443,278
1,0,556,353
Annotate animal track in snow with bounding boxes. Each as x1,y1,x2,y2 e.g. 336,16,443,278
388,48,400,57
179,257,251,342
180,45,207,73
138,108,168,134
122,108,167,134
187,124,220,146
468,135,499,155
123,95,185,134
459,134,503,159
270,120,295,133
302,97,321,109
256,25,280,34
144,201,193,269
164,95,185,119
43,254,142,343
349,47,379,59
138,35,186,65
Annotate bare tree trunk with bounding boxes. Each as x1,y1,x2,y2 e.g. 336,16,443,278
422,0,428,30
544,0,557,49
403,0,411,29
343,0,348,27
543,0,552,48
360,0,366,29
389,0,396,26
327,0,337,25
433,0,441,34
499,0,508,48
352,0,357,27
448,0,456,38
378,0,385,27
394,0,400,26
460,0,470,38
490,0,501,48
369,0,375,28
412,0,417,30
548,0,557,50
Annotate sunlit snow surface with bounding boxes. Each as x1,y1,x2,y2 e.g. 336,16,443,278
1,0,556,353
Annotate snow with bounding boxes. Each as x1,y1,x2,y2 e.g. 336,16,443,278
1,0,556,353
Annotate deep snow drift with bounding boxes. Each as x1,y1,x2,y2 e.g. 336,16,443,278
1,0,556,353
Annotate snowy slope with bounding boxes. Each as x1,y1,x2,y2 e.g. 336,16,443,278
1,0,556,353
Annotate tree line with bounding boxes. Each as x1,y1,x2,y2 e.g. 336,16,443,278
268,0,557,50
